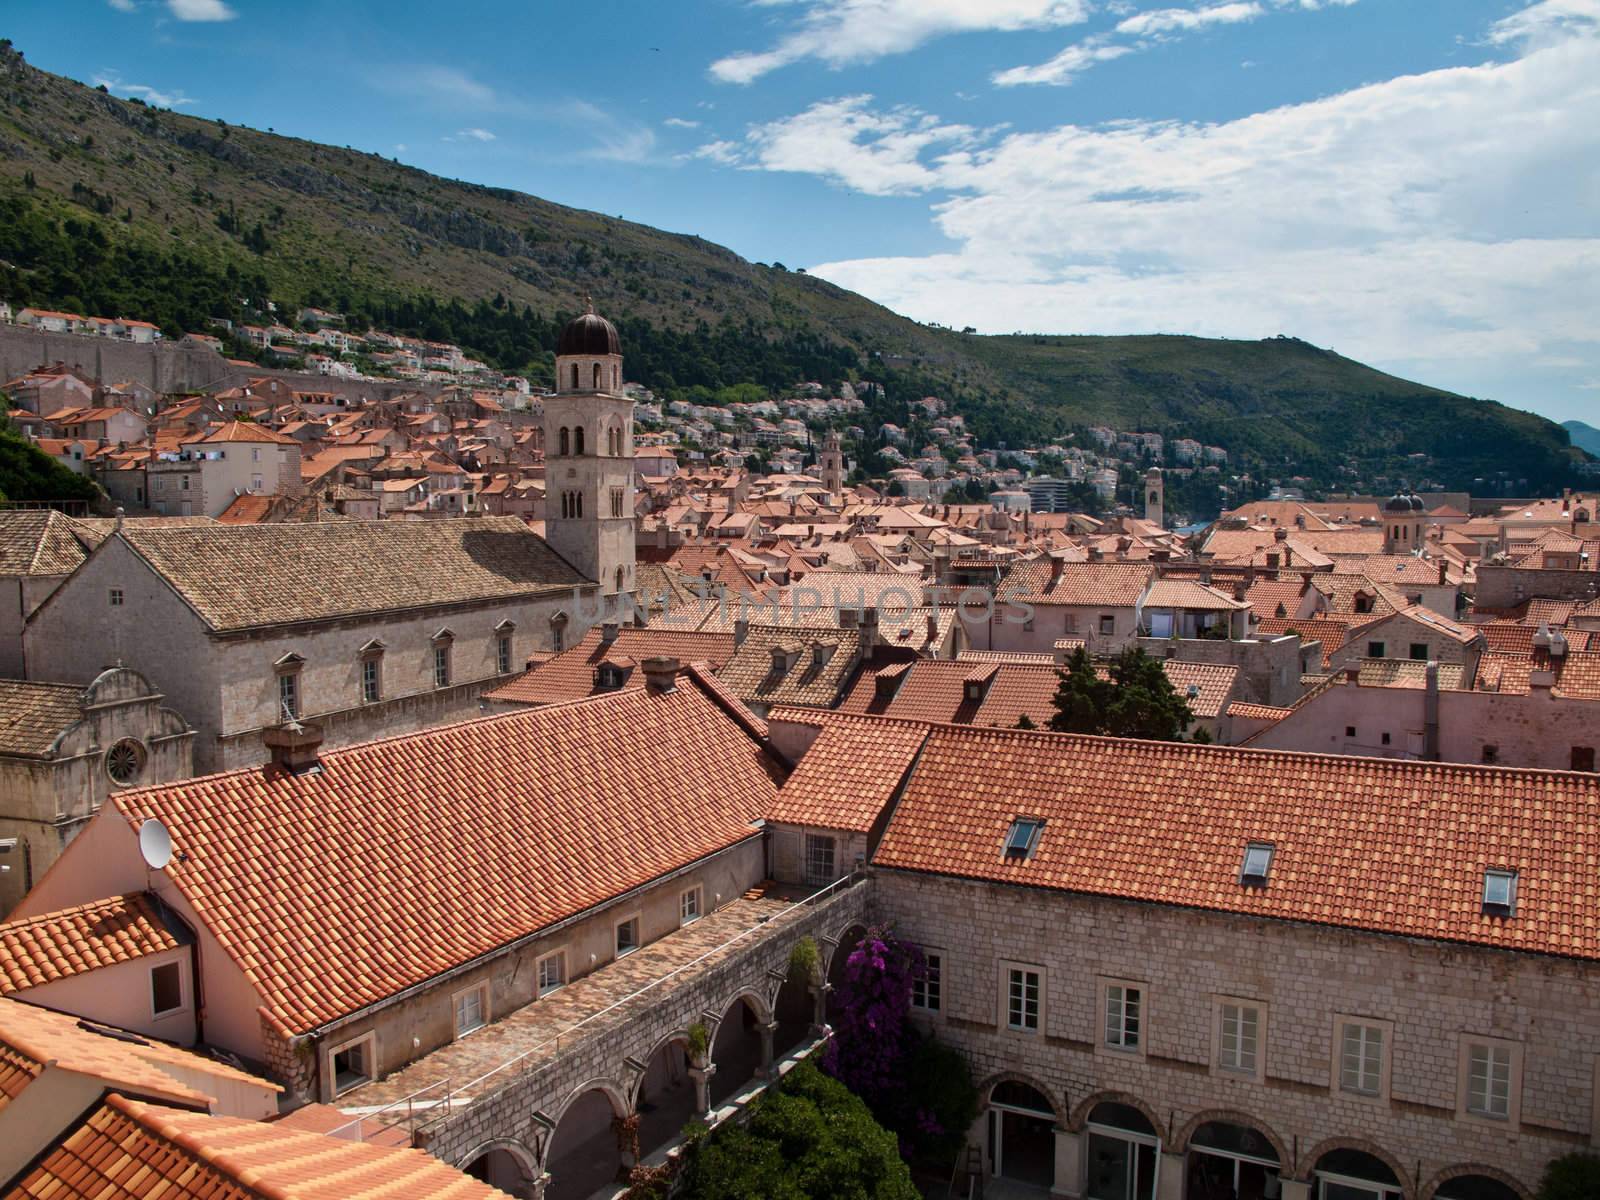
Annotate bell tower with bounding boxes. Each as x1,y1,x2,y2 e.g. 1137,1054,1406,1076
819,431,845,499
544,299,635,596
1143,467,1164,528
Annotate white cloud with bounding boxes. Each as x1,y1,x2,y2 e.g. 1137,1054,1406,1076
411,66,499,109
710,0,1091,83
107,0,138,12
664,117,701,129
447,127,496,142
1486,0,1600,47
692,140,743,165
166,0,235,21
998,0,1355,86
93,73,194,108
1115,2,1264,37
728,19,1600,415
993,35,1134,85
716,95,978,195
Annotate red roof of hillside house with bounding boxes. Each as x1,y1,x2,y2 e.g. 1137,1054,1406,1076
94,677,780,1034
195,420,298,445
870,723,1600,961
485,626,737,706
10,1094,509,1200
838,660,1060,728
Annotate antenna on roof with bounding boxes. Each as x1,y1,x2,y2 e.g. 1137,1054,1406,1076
138,818,173,872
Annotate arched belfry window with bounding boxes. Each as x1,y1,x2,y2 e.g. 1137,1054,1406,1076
558,427,569,456
612,365,619,390
592,362,601,389
574,426,585,456
570,363,580,390
615,566,625,592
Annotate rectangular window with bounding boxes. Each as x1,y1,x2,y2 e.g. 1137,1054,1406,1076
1482,744,1499,764
1105,983,1141,1050
611,487,625,518
330,1036,373,1095
361,657,381,704
1218,1001,1260,1074
454,985,486,1038
109,588,124,607
1367,641,1386,658
497,634,513,676
1099,614,1115,635
150,961,182,1016
912,952,942,1013
1007,967,1041,1032
615,915,640,956
1573,746,1596,773
804,833,837,885
278,672,299,720
180,475,190,491
1339,1021,1384,1096
433,644,451,688
536,951,566,996
1466,1042,1513,1118
1409,642,1429,661
680,886,702,924
1482,869,1518,915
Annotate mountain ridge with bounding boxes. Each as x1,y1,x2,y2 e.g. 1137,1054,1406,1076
0,41,1585,499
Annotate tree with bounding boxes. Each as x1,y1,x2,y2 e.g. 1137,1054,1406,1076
1048,646,1195,741
886,479,906,497
677,1060,917,1200
1540,1154,1600,1200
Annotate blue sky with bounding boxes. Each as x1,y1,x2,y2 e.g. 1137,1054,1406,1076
8,0,1600,424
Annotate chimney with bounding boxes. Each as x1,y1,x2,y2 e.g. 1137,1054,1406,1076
1437,559,1447,585
1265,551,1280,570
1344,666,1360,684
1233,580,1248,602
600,621,620,645
263,721,324,776
1049,556,1064,584
839,608,860,630
926,610,939,648
860,606,880,653
734,617,750,646
641,656,680,694
1274,528,1288,542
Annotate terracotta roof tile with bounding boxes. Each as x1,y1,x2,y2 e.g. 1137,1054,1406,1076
0,511,101,578
0,894,180,994
108,682,779,1033
484,628,736,706
0,680,85,758
871,723,1600,961
715,625,860,709
999,561,1153,607
6,1093,510,1200
765,710,929,832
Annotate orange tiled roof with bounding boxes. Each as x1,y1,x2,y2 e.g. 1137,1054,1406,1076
7,1093,510,1200
0,680,87,758
1000,561,1153,607
715,625,861,709
0,894,180,994
766,709,930,832
485,627,737,706
1157,661,1240,719
871,722,1600,961
1227,701,1292,721
106,681,779,1033
838,660,1059,729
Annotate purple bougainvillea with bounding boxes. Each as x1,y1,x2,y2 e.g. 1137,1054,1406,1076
821,925,925,1104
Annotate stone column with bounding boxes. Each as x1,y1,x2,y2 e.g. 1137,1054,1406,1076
757,1021,778,1076
809,983,832,1035
518,1172,550,1200
688,1064,716,1118
1279,1181,1311,1200
1156,1151,1185,1200
1050,1126,1085,1199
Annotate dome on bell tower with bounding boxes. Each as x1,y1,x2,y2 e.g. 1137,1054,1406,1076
557,299,621,357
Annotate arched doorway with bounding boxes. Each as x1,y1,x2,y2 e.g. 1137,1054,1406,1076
464,1145,534,1194
635,1036,695,1160
1433,1175,1523,1200
709,995,764,1107
1085,1102,1160,1200
773,962,812,1057
1313,1149,1403,1200
987,1079,1056,1190
1186,1120,1280,1200
545,1087,625,1200
825,924,868,1023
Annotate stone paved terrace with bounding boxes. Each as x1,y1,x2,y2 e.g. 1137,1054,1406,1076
338,885,800,1114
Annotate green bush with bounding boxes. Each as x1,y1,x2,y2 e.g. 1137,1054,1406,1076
677,1060,917,1200
1539,1153,1600,1200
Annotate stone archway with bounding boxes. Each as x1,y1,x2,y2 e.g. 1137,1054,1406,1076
1069,1090,1167,1140
1299,1138,1412,1198
1421,1165,1533,1200
709,992,768,1108
824,923,868,1023
461,1139,539,1196
634,1032,696,1161
544,1081,629,1200
1172,1109,1290,1165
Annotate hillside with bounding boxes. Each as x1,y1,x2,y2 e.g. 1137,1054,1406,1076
1563,421,1600,458
0,41,1585,499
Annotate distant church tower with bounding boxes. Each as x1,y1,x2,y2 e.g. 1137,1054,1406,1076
819,431,845,499
544,300,635,596
1143,467,1164,528
1383,489,1425,554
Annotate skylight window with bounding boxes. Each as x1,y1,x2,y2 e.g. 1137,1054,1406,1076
1240,842,1274,887
1004,818,1044,860
1482,869,1518,916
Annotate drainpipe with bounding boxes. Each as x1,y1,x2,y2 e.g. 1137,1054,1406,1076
1423,660,1440,762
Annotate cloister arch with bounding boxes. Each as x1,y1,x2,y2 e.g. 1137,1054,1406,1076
824,922,869,1022
460,1139,539,1195
1421,1166,1532,1200
1177,1112,1288,1200
1299,1139,1412,1199
1069,1091,1166,1140
633,1031,696,1162
543,1080,629,1200
708,993,766,1108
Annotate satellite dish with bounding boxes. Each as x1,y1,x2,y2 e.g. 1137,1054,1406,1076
138,819,173,871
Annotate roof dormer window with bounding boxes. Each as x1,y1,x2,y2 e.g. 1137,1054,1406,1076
1004,818,1044,860
1482,869,1517,916
1240,842,1274,887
